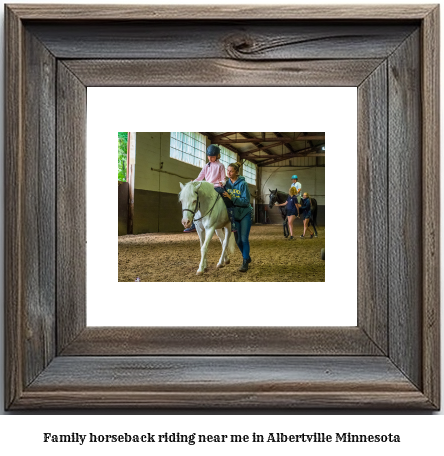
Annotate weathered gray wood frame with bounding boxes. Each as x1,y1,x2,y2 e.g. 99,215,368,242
5,5,440,409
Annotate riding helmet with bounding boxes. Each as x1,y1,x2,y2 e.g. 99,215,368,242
291,175,298,179
207,144,221,156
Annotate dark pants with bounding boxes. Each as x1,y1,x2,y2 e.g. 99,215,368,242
234,214,252,260
214,186,233,207
215,186,236,228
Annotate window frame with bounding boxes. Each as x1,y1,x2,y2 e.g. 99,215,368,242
170,132,207,168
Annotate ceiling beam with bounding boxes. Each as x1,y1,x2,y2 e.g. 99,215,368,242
239,141,283,157
200,132,323,165
258,146,321,166
295,135,325,141
218,137,294,144
239,132,275,157
301,132,315,156
241,156,289,160
211,132,237,141
217,135,324,144
242,152,325,159
274,132,295,154
201,132,261,164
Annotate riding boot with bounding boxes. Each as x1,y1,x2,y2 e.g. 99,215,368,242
227,208,237,232
247,256,251,264
239,259,248,272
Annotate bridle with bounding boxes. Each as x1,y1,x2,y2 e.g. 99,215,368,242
182,191,221,222
269,192,275,208
269,190,281,208
182,192,200,218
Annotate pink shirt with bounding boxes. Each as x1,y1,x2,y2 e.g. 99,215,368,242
194,161,226,188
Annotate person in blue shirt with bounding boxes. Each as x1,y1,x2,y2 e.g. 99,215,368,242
299,192,315,238
290,175,302,205
220,162,253,272
274,186,299,240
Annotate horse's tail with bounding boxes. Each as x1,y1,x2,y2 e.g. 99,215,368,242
312,198,318,225
228,231,236,254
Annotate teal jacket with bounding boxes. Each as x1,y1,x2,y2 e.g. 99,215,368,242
225,176,252,221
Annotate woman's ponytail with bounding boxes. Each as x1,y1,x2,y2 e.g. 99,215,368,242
228,162,242,173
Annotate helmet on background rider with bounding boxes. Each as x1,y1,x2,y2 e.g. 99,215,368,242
291,175,298,180
207,144,221,156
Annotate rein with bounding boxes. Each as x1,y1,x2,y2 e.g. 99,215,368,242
182,193,200,217
270,191,290,221
270,190,287,205
182,191,221,222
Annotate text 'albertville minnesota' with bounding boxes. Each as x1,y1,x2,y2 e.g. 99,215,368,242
43,432,401,445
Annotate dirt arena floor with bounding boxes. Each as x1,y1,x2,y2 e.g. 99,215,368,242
118,225,325,282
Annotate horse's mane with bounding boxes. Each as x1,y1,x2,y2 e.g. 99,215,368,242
269,189,288,195
178,181,215,201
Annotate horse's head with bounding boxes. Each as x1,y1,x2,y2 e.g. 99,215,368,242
268,188,278,208
179,181,201,229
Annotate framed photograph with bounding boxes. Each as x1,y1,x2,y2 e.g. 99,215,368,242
5,4,440,409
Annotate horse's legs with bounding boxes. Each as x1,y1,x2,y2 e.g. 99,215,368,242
223,226,232,265
307,218,314,235
196,223,206,249
311,219,318,236
195,224,207,272
216,227,230,268
197,226,216,275
283,218,289,237
223,226,231,265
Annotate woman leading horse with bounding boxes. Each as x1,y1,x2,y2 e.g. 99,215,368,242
274,186,299,240
221,162,253,272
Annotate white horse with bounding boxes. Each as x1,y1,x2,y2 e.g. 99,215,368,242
179,181,236,275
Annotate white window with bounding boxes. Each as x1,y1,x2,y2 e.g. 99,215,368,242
243,160,257,185
170,132,206,168
219,145,238,173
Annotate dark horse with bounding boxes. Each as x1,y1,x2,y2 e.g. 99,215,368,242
268,189,318,238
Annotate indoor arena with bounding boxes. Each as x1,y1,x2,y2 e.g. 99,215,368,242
118,132,325,282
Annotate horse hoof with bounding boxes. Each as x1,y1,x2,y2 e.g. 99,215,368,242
217,264,224,269
196,271,203,276
224,260,230,265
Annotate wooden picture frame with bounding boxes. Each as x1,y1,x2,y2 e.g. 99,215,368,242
5,4,440,409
